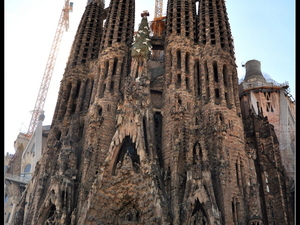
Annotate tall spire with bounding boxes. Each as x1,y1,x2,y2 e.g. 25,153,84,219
65,0,104,70
131,13,152,62
197,0,235,56
87,0,104,5
100,0,135,50
165,0,197,41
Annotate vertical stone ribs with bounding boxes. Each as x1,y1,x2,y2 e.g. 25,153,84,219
197,0,234,56
100,0,135,50
94,0,135,100
166,0,196,40
66,0,104,69
165,0,235,56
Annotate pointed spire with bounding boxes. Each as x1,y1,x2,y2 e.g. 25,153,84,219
65,0,104,69
165,0,196,40
131,12,152,61
86,0,104,5
197,0,235,55
100,0,135,50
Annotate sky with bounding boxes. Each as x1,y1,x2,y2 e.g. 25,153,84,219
5,0,295,154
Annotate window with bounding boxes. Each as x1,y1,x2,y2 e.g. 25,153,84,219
6,213,11,223
266,178,270,192
264,92,271,100
213,61,218,82
24,164,31,173
113,136,140,175
4,195,8,204
154,112,163,167
266,102,274,112
177,50,181,69
31,143,35,153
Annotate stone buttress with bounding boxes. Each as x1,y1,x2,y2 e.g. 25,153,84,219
13,1,105,224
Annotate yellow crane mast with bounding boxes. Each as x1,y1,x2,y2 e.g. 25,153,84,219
26,0,73,138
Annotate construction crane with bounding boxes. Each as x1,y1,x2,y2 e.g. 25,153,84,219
25,0,73,138
154,0,163,20
150,0,165,37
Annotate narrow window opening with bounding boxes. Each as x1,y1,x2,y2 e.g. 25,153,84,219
176,74,181,88
213,61,218,82
79,123,84,139
135,65,139,78
100,83,106,98
264,92,271,100
112,58,118,76
225,92,230,107
266,102,274,112
56,131,61,140
185,52,190,73
154,112,163,167
71,103,76,114
104,60,109,79
98,106,102,116
236,162,240,186
195,60,201,96
177,50,181,69
178,98,182,105
215,89,220,104
110,81,114,94
223,65,228,86
185,77,189,90
204,61,210,100
143,117,149,155
232,197,240,224
215,89,220,98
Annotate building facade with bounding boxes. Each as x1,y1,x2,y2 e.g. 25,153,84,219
239,59,296,180
4,115,50,224
10,0,294,224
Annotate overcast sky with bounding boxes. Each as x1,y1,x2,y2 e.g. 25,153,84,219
5,0,295,154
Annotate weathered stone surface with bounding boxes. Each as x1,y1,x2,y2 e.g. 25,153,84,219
11,0,294,224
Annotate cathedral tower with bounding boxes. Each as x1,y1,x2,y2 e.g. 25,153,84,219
162,0,263,224
194,1,262,224
83,0,135,165
12,0,293,224
13,1,105,224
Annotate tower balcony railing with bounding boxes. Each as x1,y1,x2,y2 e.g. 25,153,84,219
4,173,31,184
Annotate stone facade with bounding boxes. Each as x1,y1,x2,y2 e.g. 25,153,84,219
4,118,50,224
239,60,296,180
11,0,294,224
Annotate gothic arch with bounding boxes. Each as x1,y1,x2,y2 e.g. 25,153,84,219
191,198,208,225
104,105,149,175
186,184,220,224
37,189,58,225
112,135,140,175
117,201,140,224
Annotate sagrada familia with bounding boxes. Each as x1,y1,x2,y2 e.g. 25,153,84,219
10,0,295,224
